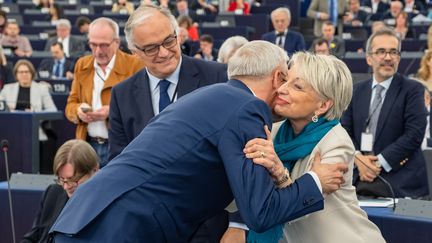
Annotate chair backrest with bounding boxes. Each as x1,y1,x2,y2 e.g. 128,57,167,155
422,149,432,197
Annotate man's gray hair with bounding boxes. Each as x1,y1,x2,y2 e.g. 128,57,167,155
56,19,71,29
228,40,288,80
271,7,291,20
125,5,179,51
366,27,401,54
217,36,248,63
89,17,120,39
290,52,353,120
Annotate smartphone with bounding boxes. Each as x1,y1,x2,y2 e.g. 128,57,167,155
81,107,93,113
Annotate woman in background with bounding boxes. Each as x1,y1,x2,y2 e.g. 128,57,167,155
21,139,99,243
394,11,414,40
416,50,432,90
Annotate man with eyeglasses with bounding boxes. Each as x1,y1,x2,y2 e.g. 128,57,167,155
105,5,227,241
107,5,227,161
64,17,143,168
341,28,429,199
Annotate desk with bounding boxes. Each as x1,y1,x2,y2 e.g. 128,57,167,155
363,207,432,243
0,112,63,180
0,181,45,243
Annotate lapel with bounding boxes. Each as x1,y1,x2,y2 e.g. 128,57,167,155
133,69,155,118
30,82,40,111
104,51,129,90
177,56,201,97
9,82,19,108
79,56,95,104
375,74,402,141
356,80,372,136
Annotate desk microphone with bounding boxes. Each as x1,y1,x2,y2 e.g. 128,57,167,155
2,139,16,243
355,154,396,211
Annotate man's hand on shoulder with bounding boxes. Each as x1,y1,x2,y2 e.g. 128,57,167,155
310,152,348,194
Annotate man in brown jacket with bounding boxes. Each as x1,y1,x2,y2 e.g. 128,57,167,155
65,17,143,167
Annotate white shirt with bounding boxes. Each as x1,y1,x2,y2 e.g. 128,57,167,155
87,54,117,139
147,57,182,115
58,36,70,57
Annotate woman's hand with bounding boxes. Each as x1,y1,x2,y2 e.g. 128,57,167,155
243,125,285,180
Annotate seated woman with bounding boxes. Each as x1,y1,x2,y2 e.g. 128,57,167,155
243,52,385,243
0,59,57,173
21,139,99,243
394,11,414,40
0,59,57,135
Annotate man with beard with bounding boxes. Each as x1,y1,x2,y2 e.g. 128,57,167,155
341,28,429,198
65,17,143,167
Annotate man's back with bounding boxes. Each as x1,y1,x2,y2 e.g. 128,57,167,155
52,80,324,242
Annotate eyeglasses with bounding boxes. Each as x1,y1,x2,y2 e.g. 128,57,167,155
17,70,31,74
134,34,178,56
88,39,117,50
369,49,401,59
54,174,85,187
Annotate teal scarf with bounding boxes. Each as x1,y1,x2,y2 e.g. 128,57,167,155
247,117,339,243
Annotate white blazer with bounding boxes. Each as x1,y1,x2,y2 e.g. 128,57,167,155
0,81,57,140
272,122,385,243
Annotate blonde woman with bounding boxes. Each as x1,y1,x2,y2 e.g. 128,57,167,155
243,52,385,243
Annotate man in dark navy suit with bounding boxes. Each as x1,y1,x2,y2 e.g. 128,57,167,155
38,42,75,79
342,28,429,198
261,7,306,56
108,4,227,242
49,7,348,243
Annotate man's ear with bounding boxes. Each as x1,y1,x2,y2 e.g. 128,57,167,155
272,69,281,89
316,99,334,116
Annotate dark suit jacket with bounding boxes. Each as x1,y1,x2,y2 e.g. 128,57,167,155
44,36,85,58
341,73,429,197
51,80,323,242
363,0,389,20
261,30,306,56
108,55,227,160
21,184,68,243
329,36,345,58
38,58,75,78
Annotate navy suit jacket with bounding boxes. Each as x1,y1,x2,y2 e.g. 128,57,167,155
50,80,324,242
261,30,306,56
341,73,429,197
38,58,75,78
108,55,227,160
363,0,389,20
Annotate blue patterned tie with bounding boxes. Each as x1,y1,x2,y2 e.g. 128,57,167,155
369,84,385,137
159,79,171,112
54,61,61,77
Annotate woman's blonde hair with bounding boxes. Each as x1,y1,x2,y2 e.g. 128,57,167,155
417,50,432,82
289,52,353,120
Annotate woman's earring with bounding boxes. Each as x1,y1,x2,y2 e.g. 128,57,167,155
312,114,318,123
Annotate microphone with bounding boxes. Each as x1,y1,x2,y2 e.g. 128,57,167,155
2,139,16,243
2,139,9,152
355,154,396,211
